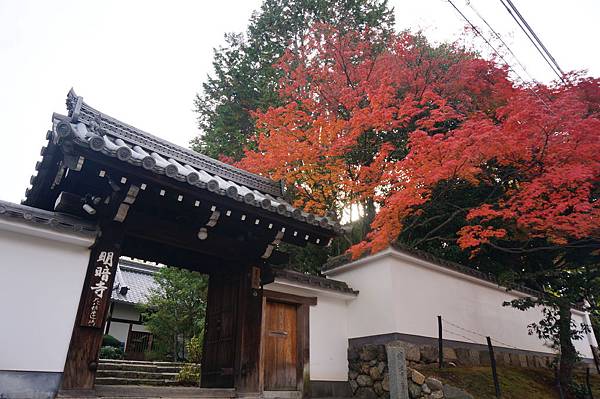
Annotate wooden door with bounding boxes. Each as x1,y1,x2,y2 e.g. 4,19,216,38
264,301,298,391
201,273,239,388
124,330,152,360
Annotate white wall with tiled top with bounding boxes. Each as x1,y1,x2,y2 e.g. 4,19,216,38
325,248,598,359
0,220,94,373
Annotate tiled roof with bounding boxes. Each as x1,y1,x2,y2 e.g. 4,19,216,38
25,90,341,235
111,259,160,305
273,268,358,296
0,200,97,237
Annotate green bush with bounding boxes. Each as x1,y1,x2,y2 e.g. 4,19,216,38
99,346,124,359
187,335,203,363
176,364,201,386
102,334,121,348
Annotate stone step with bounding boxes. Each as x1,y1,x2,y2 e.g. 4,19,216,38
96,369,179,380
58,385,235,398
99,359,188,366
95,377,182,386
98,362,184,373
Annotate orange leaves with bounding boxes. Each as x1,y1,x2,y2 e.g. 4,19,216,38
352,79,600,257
235,24,600,259
457,225,507,249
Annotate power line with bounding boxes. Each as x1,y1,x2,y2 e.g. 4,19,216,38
498,0,565,82
446,0,527,83
465,0,538,84
503,0,565,76
445,0,553,111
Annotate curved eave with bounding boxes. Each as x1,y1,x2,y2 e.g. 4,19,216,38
24,97,343,242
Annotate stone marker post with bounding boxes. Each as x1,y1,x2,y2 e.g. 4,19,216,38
386,343,410,399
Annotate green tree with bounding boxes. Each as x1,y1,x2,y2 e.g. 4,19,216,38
140,267,208,361
192,0,395,161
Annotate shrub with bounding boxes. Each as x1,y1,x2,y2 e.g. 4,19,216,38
99,346,124,359
187,335,203,363
176,364,201,386
102,334,121,348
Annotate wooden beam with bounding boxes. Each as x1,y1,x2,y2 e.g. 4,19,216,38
297,304,310,398
123,209,268,262
263,290,317,306
121,234,237,275
74,149,334,244
61,223,125,389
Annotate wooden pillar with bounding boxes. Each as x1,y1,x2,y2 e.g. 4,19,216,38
234,265,264,395
61,224,124,390
297,303,310,398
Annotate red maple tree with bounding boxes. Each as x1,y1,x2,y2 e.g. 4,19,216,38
238,25,599,258
237,25,600,390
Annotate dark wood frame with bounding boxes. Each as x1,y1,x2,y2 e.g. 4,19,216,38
261,290,316,399
124,328,153,361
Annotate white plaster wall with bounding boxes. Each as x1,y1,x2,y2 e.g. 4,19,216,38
328,250,597,359
327,260,396,339
107,303,149,346
107,321,130,346
112,302,141,320
131,324,149,333
309,295,350,381
0,225,93,372
264,281,353,381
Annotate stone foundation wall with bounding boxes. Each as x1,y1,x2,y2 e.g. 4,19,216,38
347,340,557,399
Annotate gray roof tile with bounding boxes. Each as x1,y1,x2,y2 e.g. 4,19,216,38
0,200,98,237
25,90,342,236
111,259,160,305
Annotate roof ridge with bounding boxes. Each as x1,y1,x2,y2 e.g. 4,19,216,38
118,259,161,275
273,268,358,295
66,89,284,197
0,200,97,236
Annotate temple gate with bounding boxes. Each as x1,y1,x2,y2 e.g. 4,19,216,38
23,90,340,397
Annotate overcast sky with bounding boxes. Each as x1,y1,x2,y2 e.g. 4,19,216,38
0,0,598,203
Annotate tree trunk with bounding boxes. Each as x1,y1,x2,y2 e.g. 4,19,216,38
362,199,376,238
558,301,577,397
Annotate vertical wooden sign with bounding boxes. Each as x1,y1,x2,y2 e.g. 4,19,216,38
80,241,120,327
62,224,124,389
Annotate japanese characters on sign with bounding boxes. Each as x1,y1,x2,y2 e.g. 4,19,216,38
80,250,116,328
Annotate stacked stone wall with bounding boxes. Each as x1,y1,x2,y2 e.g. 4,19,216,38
347,340,557,399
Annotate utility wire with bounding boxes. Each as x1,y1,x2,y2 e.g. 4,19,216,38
498,0,565,82
465,0,538,84
503,0,565,76
446,0,553,111
447,0,527,84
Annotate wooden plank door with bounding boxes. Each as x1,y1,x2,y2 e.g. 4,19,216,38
124,330,152,360
264,300,298,391
201,273,239,388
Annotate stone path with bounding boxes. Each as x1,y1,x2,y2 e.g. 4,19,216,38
57,385,235,398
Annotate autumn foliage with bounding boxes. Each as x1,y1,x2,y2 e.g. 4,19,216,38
237,25,600,258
